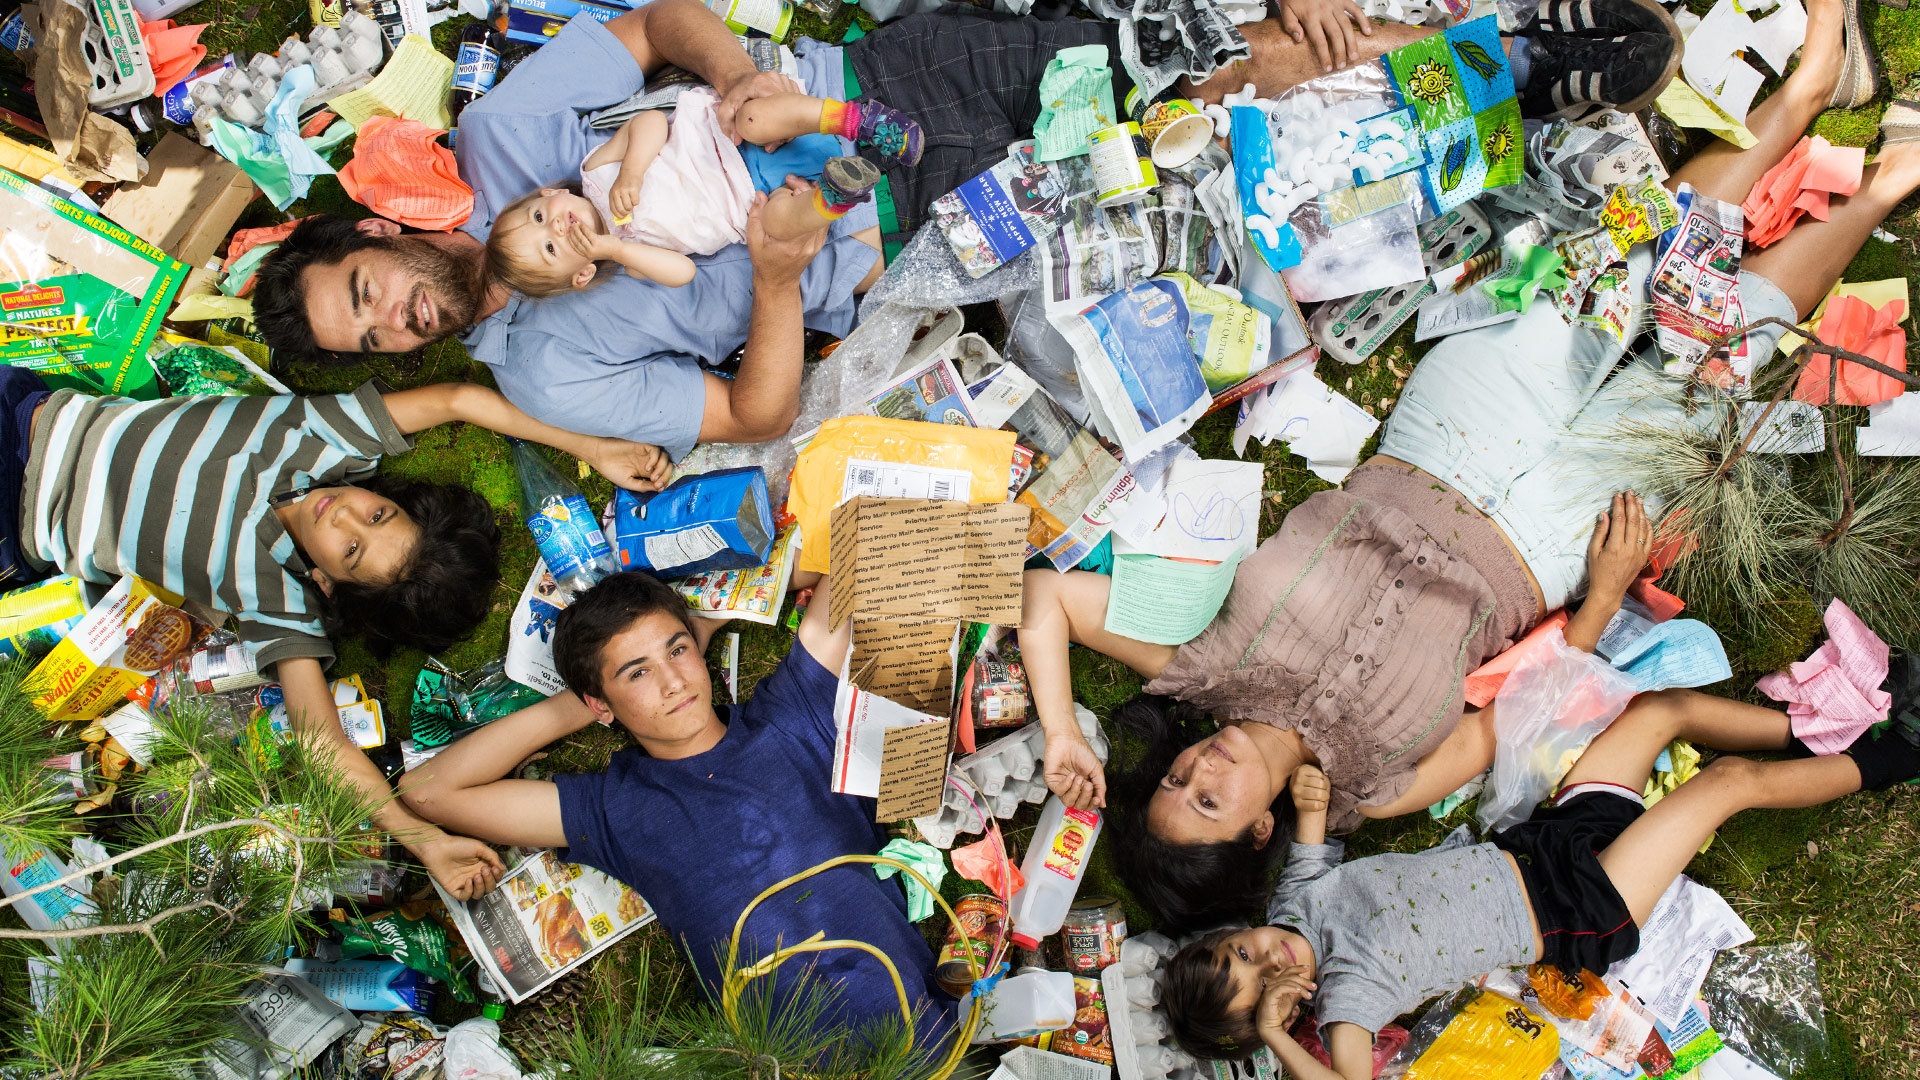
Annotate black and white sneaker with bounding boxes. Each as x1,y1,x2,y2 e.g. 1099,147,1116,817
1533,0,1678,40
1518,29,1682,118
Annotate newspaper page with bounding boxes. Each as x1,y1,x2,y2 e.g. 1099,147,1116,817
1650,186,1746,376
1039,155,1160,316
674,522,799,625
864,354,979,427
1144,169,1221,280
1054,278,1212,463
435,849,657,1004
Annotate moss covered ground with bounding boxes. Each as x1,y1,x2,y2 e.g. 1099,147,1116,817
26,0,1920,1071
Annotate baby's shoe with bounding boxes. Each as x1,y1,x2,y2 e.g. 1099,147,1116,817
855,101,924,167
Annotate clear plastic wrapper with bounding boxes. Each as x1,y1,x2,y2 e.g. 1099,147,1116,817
1477,627,1639,832
1001,285,1091,422
671,303,934,509
1283,198,1426,303
860,221,1040,313
1699,943,1828,1078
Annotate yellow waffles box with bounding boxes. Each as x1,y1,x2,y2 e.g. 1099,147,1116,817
31,576,195,724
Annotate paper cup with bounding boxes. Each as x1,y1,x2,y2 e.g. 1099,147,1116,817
1089,122,1158,206
1140,99,1211,168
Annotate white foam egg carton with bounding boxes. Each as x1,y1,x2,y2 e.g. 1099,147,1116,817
1105,933,1202,1080
187,10,386,141
913,706,1111,849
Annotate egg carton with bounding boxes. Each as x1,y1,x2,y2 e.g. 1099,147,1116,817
187,10,386,141
913,706,1111,849
81,0,156,109
1105,933,1209,1080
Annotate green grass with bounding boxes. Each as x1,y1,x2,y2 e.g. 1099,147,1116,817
21,0,1916,1072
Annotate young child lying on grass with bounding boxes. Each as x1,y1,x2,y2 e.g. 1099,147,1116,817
484,89,920,294
1159,677,1920,1078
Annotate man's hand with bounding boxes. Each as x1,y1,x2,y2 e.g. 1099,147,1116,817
1279,0,1373,71
715,70,803,144
1043,729,1108,811
586,437,673,492
745,190,826,288
413,833,507,901
1255,964,1319,1042
1586,490,1652,605
608,166,646,221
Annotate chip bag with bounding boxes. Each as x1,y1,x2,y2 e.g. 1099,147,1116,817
612,466,774,578
30,576,197,724
1401,990,1559,1080
788,416,1017,575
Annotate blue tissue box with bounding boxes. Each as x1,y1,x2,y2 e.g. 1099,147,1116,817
614,467,774,578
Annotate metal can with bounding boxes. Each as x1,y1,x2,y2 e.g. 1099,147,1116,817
936,893,1006,998
1061,897,1127,975
970,659,1029,726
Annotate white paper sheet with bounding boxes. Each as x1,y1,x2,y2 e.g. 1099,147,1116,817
1233,369,1380,482
1681,0,1766,123
1747,0,1807,74
1605,875,1755,1027
1108,454,1263,562
1858,392,1920,456
1738,399,1825,453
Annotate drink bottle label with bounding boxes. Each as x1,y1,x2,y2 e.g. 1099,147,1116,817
454,41,500,96
527,495,611,579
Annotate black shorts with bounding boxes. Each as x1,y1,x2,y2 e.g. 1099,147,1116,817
1491,784,1644,977
846,5,1131,236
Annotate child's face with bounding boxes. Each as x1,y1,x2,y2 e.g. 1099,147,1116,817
507,188,605,285
1216,927,1314,1027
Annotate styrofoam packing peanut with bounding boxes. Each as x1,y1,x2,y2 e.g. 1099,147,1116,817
1202,103,1232,137
1157,20,1176,40
1245,213,1280,248
1262,167,1280,189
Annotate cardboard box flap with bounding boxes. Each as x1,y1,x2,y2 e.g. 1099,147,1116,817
828,497,1030,632
848,615,958,716
102,133,257,270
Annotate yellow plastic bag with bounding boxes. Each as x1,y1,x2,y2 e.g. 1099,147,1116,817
788,416,1016,576
1405,991,1559,1080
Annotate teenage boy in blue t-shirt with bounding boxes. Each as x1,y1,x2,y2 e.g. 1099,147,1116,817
400,571,954,1049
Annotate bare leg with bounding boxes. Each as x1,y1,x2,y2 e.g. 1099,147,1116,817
1557,688,1793,793
735,92,833,147
1597,754,1860,925
1018,569,1179,740
1181,18,1437,104
1741,148,1920,317
1667,0,1845,206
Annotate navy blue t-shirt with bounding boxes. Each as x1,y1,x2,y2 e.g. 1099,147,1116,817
554,645,953,1047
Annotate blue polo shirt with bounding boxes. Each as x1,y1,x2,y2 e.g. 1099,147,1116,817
453,19,878,459
553,644,953,1049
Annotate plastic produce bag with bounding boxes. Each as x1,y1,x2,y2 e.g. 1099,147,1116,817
610,467,773,577
1477,627,1638,832
1000,285,1089,422
1699,943,1828,1078
860,222,1040,313
1378,987,1559,1080
670,303,934,511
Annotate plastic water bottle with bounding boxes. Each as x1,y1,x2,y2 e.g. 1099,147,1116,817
1006,796,1103,949
509,439,618,597
444,1002,525,1079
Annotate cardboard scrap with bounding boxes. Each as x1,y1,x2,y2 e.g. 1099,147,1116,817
827,498,1029,819
102,134,258,270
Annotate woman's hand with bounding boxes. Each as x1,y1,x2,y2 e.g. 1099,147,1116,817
1043,729,1108,811
413,834,506,901
1586,490,1652,605
1255,964,1319,1042
1279,0,1373,72
586,438,673,492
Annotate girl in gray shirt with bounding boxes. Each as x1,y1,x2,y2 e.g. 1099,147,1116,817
1158,669,1916,1080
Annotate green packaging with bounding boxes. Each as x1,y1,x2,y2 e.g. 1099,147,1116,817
319,907,475,1003
410,657,547,749
0,168,186,397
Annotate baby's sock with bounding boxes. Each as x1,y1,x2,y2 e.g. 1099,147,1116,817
819,100,861,141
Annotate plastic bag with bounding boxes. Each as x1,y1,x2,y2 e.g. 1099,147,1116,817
1378,987,1560,1080
860,221,1040,314
670,302,933,510
1699,943,1828,1078
1477,627,1638,833
1000,285,1090,422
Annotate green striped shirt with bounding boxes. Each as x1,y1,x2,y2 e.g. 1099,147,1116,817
21,381,413,669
